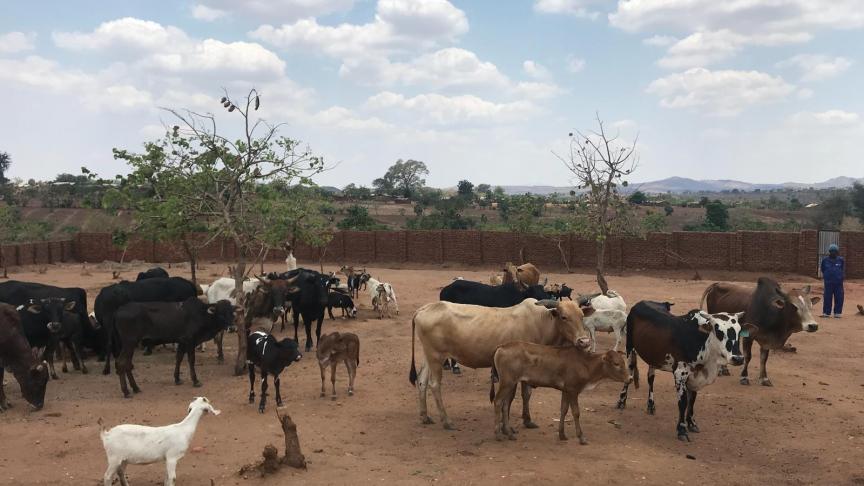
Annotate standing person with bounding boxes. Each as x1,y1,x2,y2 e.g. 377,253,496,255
820,244,845,318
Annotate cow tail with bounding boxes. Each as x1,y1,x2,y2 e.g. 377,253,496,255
700,283,718,310
356,339,360,367
625,310,639,390
489,363,499,403
409,316,418,386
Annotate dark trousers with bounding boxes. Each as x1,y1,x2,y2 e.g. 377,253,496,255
823,281,844,315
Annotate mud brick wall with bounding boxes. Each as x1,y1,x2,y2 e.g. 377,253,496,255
2,230,852,279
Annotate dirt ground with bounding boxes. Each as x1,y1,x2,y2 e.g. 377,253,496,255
1,262,862,485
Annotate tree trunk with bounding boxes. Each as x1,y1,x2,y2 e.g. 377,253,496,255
596,239,609,294
555,239,571,273
278,410,307,469
318,246,327,273
181,238,198,287
231,257,248,376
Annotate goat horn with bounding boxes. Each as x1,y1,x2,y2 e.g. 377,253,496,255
534,299,559,309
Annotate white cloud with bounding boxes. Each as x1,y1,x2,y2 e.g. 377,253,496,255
565,56,585,73
0,56,95,92
197,0,355,22
514,81,565,100
82,85,154,113
523,60,551,80
658,30,811,69
142,39,285,77
191,4,228,22
776,54,853,82
53,17,188,51
533,0,604,19
0,31,36,54
787,110,861,127
310,106,393,131
646,68,795,116
251,0,468,58
642,35,676,47
365,91,537,125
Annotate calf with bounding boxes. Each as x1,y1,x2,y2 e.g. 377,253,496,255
18,298,78,379
616,301,753,441
327,291,357,319
584,309,628,352
100,396,220,486
492,346,631,443
112,298,235,398
136,267,169,281
0,303,49,411
246,330,303,413
316,332,360,400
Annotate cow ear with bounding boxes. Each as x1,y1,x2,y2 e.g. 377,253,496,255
580,305,594,318
549,308,560,318
810,296,821,305
64,301,77,311
27,304,42,314
207,305,217,315
772,298,785,310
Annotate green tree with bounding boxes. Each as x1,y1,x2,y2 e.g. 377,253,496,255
642,212,667,232
699,196,709,207
374,159,428,198
851,183,864,224
0,151,10,184
457,180,474,200
627,191,647,205
704,200,729,230
337,205,382,231
113,89,325,374
811,193,850,229
342,183,372,200
664,204,674,216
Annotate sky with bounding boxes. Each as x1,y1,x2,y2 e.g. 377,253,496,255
1,0,862,188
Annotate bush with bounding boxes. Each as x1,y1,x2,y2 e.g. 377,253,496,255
337,205,385,231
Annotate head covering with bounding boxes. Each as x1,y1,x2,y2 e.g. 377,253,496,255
828,243,839,252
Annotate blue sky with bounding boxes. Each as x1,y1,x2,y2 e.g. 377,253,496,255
1,0,862,188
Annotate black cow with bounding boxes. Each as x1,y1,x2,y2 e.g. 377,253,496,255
18,298,79,379
246,330,302,413
136,267,169,281
0,303,50,411
111,298,235,398
0,281,100,360
95,277,198,375
271,269,333,352
327,291,357,319
439,281,550,374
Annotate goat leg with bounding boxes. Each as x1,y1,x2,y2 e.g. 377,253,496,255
258,373,269,413
275,375,284,407
248,364,256,404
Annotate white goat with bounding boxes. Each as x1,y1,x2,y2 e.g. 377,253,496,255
367,276,398,315
583,309,628,352
100,396,220,486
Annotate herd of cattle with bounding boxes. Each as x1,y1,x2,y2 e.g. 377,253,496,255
0,261,821,447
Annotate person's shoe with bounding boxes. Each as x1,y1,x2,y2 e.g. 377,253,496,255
833,314,842,318
820,314,830,318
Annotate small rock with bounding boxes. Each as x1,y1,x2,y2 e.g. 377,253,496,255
313,449,324,453
686,454,696,460
191,446,205,453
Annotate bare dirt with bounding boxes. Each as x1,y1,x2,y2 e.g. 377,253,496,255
1,262,863,485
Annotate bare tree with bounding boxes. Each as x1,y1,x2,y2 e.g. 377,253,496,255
556,114,638,294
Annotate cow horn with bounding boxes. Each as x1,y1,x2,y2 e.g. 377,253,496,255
534,299,559,309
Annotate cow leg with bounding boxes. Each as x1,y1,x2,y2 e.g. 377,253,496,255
330,361,338,400
319,363,327,398
292,309,300,342
102,320,113,375
674,363,691,441
315,316,324,349
451,359,461,375
686,390,700,433
617,351,638,409
258,372,269,413
646,366,656,415
303,316,313,352
521,383,538,428
416,362,434,425
173,344,185,385
570,393,587,445
59,341,69,374
274,374,283,407
215,332,224,363
739,337,754,385
427,361,453,429
347,358,356,396
68,339,88,374
0,367,8,411
328,305,335,320
248,364,256,404
116,350,131,398
45,343,59,380
758,347,773,386
503,384,518,439
558,391,569,441
187,346,201,387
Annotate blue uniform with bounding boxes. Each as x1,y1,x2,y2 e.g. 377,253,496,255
820,255,844,315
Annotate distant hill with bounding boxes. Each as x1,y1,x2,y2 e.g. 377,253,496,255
498,176,864,195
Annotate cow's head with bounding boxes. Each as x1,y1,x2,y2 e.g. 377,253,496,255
785,285,820,333
207,300,237,332
536,299,593,348
601,350,633,384
694,311,756,366
22,350,49,411
279,338,303,364
26,298,76,333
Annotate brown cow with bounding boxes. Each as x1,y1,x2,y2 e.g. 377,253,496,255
409,298,593,430
317,332,359,400
701,277,819,386
491,345,630,443
501,262,540,287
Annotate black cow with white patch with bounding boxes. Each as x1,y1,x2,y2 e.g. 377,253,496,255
327,291,357,319
246,330,302,413
616,301,755,441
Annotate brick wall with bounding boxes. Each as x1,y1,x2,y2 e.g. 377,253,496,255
4,230,862,278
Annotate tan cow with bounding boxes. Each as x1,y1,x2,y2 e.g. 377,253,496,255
501,262,540,288
408,299,593,430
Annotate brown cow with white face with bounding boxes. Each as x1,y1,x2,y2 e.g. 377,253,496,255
409,298,593,430
701,277,820,386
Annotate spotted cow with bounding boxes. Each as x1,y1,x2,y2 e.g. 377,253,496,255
616,301,755,441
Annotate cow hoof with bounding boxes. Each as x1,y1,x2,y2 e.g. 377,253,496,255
677,434,690,442
62,366,68,373
174,379,183,386
616,400,626,410
524,420,539,429
123,393,131,399
217,357,224,363
320,392,326,398
688,424,700,433
719,367,731,376
507,434,516,441
443,423,455,431
760,379,773,387
132,387,141,394
739,377,750,386
305,343,313,352
102,369,111,376
495,433,506,442
50,374,58,380
442,362,451,370
452,367,462,375
422,417,435,425
193,381,203,388
81,367,89,375
579,437,588,446
258,408,265,414
249,397,255,404
276,401,284,407
558,434,568,441
647,403,656,415
348,390,354,396
331,396,337,401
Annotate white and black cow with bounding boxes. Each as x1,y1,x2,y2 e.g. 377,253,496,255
246,330,303,413
616,301,755,441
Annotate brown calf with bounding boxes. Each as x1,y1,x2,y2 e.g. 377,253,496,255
491,344,631,444
317,332,360,400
